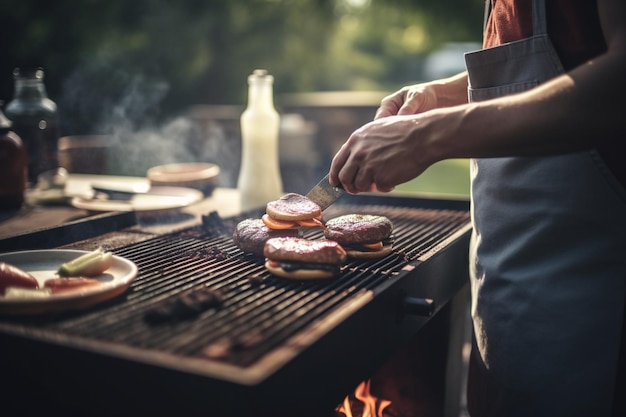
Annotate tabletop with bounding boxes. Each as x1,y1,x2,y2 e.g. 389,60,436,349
0,174,242,241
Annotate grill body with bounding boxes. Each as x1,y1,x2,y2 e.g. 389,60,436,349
0,194,471,417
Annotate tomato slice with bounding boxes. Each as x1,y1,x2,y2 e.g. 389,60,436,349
266,259,281,268
296,216,325,228
360,241,383,250
262,214,298,230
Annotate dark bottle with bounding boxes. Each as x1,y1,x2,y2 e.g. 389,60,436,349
5,67,59,185
0,102,27,209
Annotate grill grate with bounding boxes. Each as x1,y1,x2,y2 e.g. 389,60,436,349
2,203,470,369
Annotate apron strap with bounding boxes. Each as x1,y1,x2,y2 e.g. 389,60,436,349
483,0,492,34
533,0,548,35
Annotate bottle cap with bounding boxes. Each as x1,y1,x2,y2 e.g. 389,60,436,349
249,69,273,83
13,67,44,80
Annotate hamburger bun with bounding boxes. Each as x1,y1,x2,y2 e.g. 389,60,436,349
262,193,323,230
323,214,393,259
264,262,337,280
263,237,347,280
233,218,300,256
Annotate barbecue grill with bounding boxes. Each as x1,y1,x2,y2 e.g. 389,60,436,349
0,193,471,417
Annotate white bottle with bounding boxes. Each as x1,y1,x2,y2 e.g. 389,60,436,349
237,69,283,212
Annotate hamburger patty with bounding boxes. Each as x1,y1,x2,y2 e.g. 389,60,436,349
264,237,347,265
233,219,299,255
266,193,321,221
323,214,393,244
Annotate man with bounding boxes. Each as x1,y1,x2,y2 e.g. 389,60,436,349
329,0,626,415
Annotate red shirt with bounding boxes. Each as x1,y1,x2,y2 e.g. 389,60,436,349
484,0,606,70
483,0,625,188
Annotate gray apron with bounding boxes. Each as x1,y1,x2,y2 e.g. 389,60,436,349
464,0,626,415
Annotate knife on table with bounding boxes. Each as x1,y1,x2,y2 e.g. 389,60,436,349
306,173,345,211
90,183,151,201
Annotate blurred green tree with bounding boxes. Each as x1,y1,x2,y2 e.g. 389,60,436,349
0,0,482,135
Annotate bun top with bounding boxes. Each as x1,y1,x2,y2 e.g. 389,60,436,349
324,214,393,245
266,193,321,221
264,237,347,265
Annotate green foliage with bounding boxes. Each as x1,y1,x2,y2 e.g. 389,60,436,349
394,159,470,197
0,0,483,135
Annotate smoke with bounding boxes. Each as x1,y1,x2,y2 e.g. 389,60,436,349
58,62,166,136
58,63,238,184
106,116,206,177
56,63,323,191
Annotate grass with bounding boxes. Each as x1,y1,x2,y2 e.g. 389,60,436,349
392,159,470,198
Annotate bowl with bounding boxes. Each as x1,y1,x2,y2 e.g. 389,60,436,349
58,135,111,174
146,162,220,195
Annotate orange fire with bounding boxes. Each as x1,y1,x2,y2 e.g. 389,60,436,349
336,379,392,417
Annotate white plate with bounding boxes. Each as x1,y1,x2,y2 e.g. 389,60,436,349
0,250,138,315
70,186,204,214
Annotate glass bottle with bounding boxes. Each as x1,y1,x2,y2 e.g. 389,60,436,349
0,102,27,209
5,67,59,185
237,69,283,212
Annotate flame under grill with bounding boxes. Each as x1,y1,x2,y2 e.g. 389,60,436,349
0,195,471,417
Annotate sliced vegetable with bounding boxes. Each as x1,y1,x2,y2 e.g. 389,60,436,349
360,241,383,250
261,214,325,230
0,262,39,295
57,247,113,277
44,277,102,294
295,216,325,228
261,214,298,230
4,287,51,299
267,259,281,268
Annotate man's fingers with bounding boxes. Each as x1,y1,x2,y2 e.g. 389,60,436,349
329,144,350,187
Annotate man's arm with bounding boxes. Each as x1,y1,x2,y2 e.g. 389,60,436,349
330,0,626,193
441,0,626,159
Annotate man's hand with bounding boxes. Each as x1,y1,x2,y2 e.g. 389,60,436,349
329,114,441,194
331,72,469,193
375,84,439,119
375,72,469,119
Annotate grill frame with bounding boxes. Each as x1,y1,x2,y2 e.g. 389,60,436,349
0,193,471,417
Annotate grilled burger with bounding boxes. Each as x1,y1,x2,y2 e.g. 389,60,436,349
323,214,393,259
264,236,347,280
262,193,323,230
233,218,300,256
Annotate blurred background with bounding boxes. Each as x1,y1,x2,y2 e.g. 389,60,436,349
0,0,482,196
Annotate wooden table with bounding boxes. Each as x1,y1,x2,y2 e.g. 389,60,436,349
0,174,242,242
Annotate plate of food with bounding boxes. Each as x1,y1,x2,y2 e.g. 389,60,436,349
0,248,138,315
70,186,204,214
